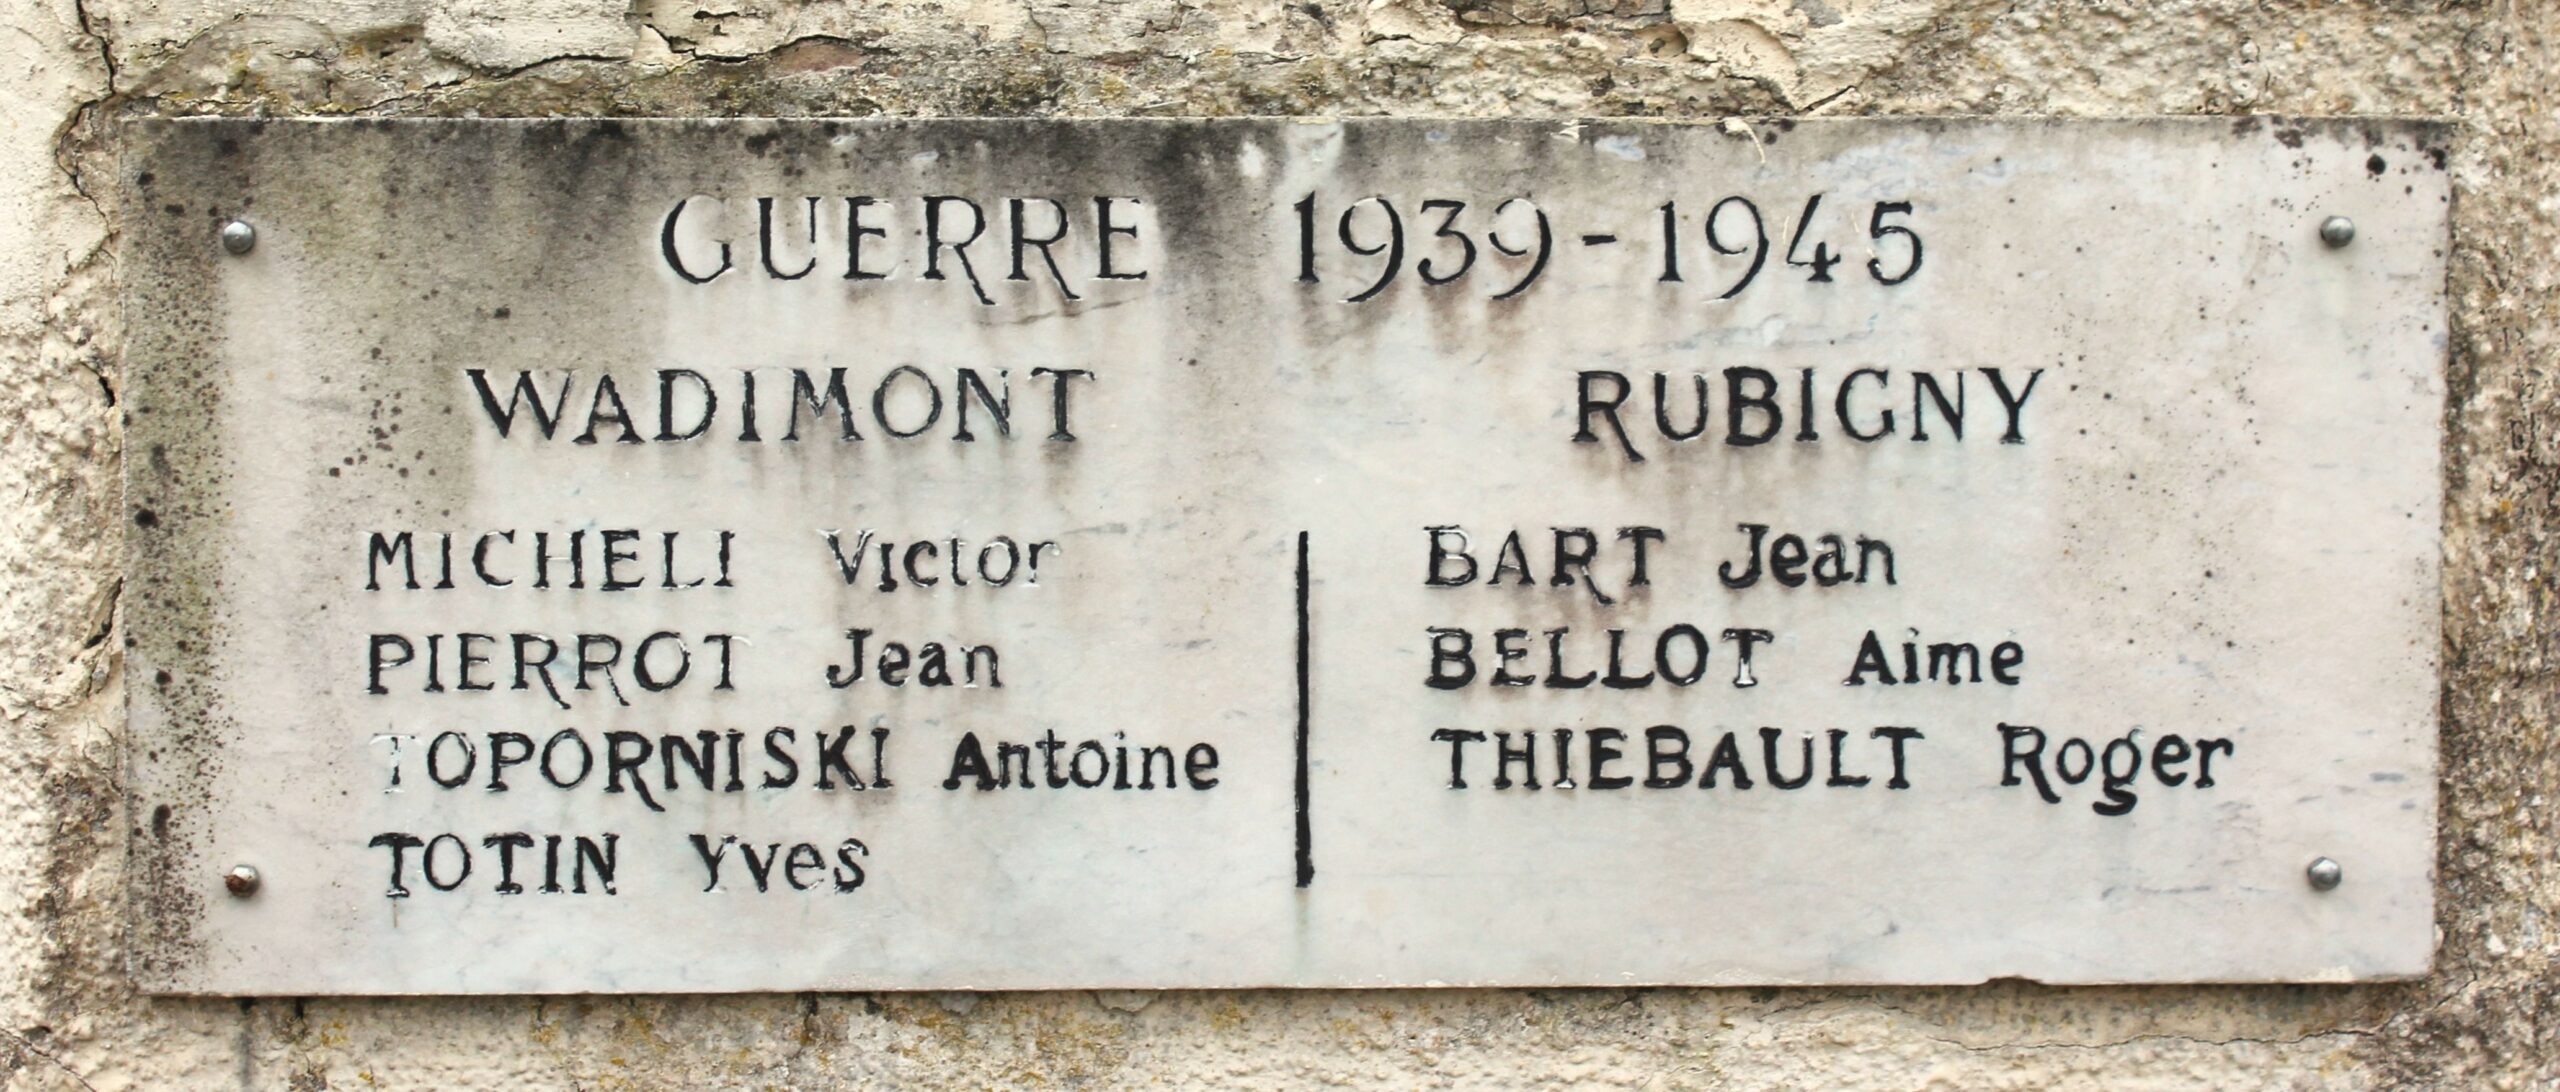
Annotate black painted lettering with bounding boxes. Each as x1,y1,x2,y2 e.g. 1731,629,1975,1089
923,196,994,305
1998,724,2060,803
1575,370,1643,463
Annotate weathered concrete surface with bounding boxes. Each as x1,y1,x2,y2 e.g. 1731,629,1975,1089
0,0,2547,1087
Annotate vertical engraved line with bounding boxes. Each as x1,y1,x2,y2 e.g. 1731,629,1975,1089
1295,530,1314,888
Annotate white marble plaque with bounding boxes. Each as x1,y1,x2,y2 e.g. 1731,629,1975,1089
123,118,2448,994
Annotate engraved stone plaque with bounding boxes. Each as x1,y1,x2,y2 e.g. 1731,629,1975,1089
123,118,2448,994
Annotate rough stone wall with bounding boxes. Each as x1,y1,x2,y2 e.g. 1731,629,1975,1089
0,0,2547,1086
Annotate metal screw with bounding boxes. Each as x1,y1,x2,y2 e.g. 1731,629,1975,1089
2318,215,2356,248
2306,856,2343,892
224,864,261,898
219,220,256,256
